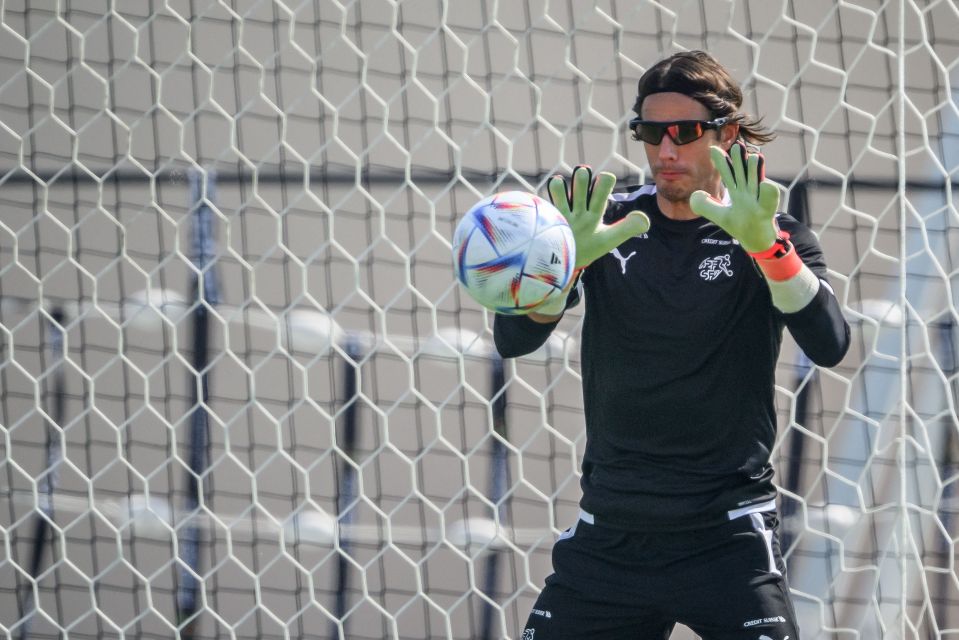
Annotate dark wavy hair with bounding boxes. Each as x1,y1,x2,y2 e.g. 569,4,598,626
631,50,775,146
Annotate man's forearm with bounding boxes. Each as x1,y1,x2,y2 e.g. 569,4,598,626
493,313,561,358
779,279,850,367
763,262,820,313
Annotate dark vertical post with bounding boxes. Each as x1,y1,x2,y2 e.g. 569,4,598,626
933,318,959,634
176,170,219,638
782,352,814,560
18,307,66,640
481,354,508,640
332,336,360,639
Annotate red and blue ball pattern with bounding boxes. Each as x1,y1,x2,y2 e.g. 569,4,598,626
452,191,575,315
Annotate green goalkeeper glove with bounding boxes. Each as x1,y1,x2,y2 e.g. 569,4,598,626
547,165,651,269
689,143,782,254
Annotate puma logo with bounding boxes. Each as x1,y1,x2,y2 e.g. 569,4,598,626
610,248,637,274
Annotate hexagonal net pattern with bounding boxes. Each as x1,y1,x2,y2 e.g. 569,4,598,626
1,1,959,639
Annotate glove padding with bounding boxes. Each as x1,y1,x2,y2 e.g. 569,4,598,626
689,143,781,254
547,165,651,269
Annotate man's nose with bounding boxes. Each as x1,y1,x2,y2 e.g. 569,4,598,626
658,136,679,160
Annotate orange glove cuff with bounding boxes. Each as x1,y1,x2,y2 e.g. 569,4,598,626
753,243,804,282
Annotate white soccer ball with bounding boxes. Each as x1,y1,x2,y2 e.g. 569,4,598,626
452,191,575,315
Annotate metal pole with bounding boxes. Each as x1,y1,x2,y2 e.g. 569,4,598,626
481,354,508,640
332,336,360,639
176,170,219,638
18,307,66,640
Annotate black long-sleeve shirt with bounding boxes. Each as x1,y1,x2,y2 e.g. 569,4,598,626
494,184,850,532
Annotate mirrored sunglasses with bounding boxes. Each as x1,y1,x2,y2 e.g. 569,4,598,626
628,117,729,146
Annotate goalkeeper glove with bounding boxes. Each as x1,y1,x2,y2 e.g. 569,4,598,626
528,281,575,317
689,143,781,254
691,143,807,286
547,165,651,269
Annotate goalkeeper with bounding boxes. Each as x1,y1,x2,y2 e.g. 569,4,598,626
495,50,850,640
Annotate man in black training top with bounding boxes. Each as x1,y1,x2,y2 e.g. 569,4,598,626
495,50,850,640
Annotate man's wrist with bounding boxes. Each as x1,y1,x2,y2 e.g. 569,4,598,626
527,309,565,323
527,267,582,320
747,235,790,260
528,292,568,319
751,238,803,282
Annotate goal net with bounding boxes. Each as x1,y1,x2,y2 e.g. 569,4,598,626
1,1,957,638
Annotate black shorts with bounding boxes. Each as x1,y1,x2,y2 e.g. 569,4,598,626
521,508,798,640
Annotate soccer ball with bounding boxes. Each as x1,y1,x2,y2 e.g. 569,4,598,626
452,191,575,315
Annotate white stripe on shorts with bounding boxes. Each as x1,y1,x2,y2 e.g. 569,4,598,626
726,498,776,521
749,512,782,576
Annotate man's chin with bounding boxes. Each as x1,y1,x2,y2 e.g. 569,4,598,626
655,183,690,203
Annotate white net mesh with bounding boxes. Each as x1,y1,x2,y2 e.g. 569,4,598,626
2,1,959,638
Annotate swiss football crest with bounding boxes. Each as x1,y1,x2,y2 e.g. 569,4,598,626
699,254,733,280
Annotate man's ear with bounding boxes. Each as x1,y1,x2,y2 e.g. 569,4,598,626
721,122,740,149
